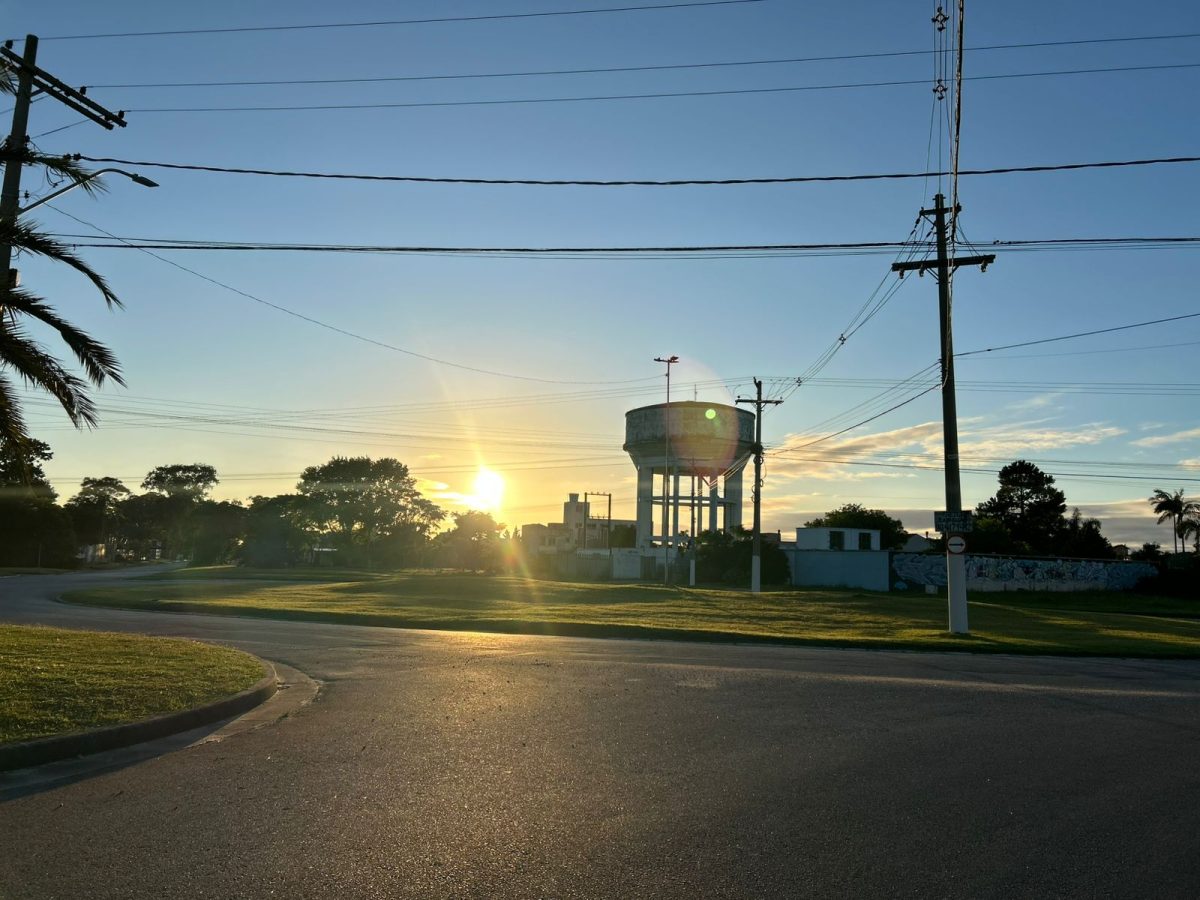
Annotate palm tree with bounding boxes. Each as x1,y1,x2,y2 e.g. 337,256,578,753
1148,489,1189,554
1178,504,1200,554
1,64,125,470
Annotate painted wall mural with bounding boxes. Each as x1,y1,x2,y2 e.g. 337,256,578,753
891,554,1157,592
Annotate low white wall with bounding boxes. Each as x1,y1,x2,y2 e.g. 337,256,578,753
785,550,891,592
611,549,642,580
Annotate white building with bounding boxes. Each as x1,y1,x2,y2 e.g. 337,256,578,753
793,526,881,552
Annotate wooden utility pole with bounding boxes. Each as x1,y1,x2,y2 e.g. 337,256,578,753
736,378,782,593
892,193,994,633
0,36,126,287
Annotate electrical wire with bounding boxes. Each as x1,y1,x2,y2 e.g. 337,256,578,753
115,63,1200,113
44,204,662,386
12,2,764,42
49,235,1200,256
69,153,1200,187
75,31,1200,90
955,313,1200,357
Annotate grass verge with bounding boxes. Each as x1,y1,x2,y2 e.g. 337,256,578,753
0,625,265,745
64,570,1200,658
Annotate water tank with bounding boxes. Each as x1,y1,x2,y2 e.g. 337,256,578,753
623,401,755,474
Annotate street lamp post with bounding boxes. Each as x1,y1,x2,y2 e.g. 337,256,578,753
18,167,158,214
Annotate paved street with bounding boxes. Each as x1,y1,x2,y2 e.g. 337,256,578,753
2,570,1199,898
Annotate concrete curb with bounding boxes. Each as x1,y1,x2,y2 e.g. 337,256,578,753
0,663,278,772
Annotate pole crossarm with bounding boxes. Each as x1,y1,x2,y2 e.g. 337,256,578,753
1,42,126,129
892,253,995,275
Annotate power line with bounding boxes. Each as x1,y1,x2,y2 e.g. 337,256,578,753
68,153,1200,187
955,338,1200,361
956,312,1200,357
44,204,661,386
49,234,1200,257
116,63,1200,113
75,31,1200,89
12,2,763,42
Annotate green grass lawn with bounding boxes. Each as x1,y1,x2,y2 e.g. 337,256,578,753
0,625,266,745
65,568,1200,658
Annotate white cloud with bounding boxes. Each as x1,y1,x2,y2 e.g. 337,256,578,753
1131,427,1200,448
769,418,1125,483
959,422,1125,458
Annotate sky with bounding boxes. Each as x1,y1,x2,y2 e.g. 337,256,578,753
6,0,1199,547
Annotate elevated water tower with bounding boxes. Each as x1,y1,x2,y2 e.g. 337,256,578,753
623,401,755,551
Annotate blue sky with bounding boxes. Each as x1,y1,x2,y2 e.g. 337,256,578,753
7,0,1199,545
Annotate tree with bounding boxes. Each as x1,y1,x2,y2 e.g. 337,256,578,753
142,464,219,500
189,500,247,565
695,527,790,585
1130,542,1164,562
114,492,172,560
298,457,444,568
0,436,73,566
963,516,1021,555
975,460,1068,555
1178,508,1200,554
1058,508,1114,560
804,503,907,551
140,464,220,559
241,494,315,568
436,511,504,572
1148,489,1195,554
64,476,131,546
0,436,54,500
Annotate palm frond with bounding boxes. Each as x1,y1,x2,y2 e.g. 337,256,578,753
0,325,99,428
0,220,122,308
3,288,124,386
31,153,110,198
0,373,33,460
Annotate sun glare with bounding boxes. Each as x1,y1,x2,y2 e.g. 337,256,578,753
468,468,505,513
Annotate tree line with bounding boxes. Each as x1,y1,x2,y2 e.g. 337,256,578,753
0,442,505,570
804,460,1198,561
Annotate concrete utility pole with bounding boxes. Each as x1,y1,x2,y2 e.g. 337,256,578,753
654,355,678,585
892,193,994,633
0,35,128,289
736,378,782,593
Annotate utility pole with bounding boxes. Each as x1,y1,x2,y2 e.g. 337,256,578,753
737,378,782,593
0,36,39,290
585,491,613,572
892,193,994,633
1,36,127,288
654,355,678,585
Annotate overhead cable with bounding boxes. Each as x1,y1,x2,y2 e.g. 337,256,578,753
45,204,661,386
116,63,1200,113
12,2,763,42
51,235,1200,256
68,153,1200,187
955,313,1200,357
76,32,1200,89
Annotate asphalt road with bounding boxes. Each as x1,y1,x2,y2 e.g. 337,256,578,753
2,569,1198,899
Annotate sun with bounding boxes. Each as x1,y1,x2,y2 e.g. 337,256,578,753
468,468,505,513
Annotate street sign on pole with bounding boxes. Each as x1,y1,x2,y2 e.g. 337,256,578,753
946,535,968,555
934,510,974,533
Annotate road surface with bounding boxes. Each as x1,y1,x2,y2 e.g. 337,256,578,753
2,569,1198,898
